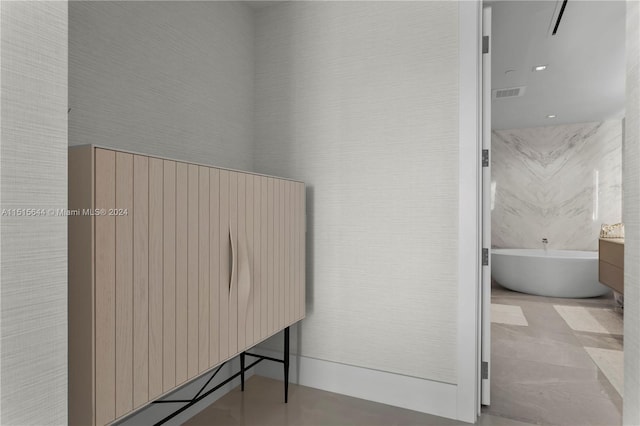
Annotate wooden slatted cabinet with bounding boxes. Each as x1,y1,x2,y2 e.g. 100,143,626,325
69,146,306,425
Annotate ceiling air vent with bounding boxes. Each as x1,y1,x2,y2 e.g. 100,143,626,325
492,86,526,100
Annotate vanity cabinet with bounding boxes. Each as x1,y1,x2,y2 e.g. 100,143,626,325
69,145,305,425
598,238,624,294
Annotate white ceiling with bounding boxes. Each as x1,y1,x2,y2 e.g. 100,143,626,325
490,0,626,130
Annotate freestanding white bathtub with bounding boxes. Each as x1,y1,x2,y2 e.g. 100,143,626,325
491,249,610,298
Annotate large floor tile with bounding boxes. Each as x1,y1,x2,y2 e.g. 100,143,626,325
588,308,624,336
585,347,624,397
554,305,623,335
574,331,623,351
486,380,621,426
492,304,529,326
492,327,596,370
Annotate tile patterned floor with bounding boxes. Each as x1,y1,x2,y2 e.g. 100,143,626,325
486,282,623,426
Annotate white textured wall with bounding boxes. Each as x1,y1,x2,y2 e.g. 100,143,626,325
624,1,640,424
254,1,459,383
492,121,622,251
0,1,68,424
69,1,254,171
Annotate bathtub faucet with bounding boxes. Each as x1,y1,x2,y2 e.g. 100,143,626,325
542,238,548,252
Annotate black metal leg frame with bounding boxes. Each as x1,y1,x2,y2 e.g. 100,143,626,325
151,326,291,426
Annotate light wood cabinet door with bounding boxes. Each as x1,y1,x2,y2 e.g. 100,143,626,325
70,146,305,425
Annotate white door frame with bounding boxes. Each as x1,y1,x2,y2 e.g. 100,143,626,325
481,5,492,407
456,0,483,423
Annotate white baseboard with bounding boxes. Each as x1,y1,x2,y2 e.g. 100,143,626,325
253,348,458,421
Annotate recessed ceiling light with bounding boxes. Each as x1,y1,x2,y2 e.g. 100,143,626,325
533,65,547,71
546,114,557,119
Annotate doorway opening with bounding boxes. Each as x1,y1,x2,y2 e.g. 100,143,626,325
481,1,626,424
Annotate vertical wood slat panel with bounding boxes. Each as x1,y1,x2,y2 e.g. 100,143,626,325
163,161,176,392
293,182,299,321
291,182,297,323
219,170,230,360
284,181,290,327
261,177,269,339
292,182,300,321
237,173,246,351
95,149,116,425
274,180,280,333
283,181,288,327
252,176,262,342
282,181,287,327
300,183,306,319
68,146,95,426
278,180,287,330
209,169,220,366
148,158,164,399
245,175,254,348
187,164,199,378
198,167,210,372
236,173,247,352
133,155,149,408
229,172,238,355
297,183,303,321
292,182,298,322
175,163,188,384
278,180,284,332
115,152,134,417
287,182,296,324
267,178,274,335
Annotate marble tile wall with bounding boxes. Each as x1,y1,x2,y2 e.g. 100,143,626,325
492,121,622,251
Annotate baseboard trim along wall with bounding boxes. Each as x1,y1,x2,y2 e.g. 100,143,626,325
253,348,458,421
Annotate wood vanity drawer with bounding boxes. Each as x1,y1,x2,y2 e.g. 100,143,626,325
598,238,624,294
599,260,623,294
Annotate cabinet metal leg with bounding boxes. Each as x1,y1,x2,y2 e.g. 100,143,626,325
240,352,246,392
284,326,290,403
